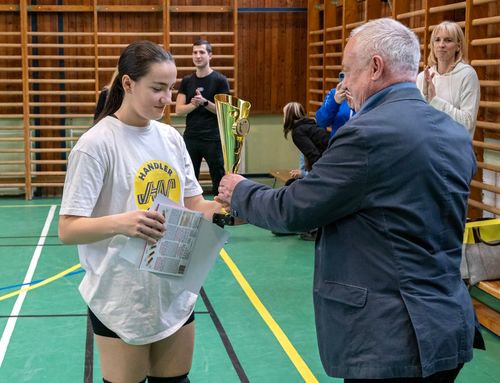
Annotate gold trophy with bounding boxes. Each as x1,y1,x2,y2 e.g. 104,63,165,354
214,94,251,174
212,94,251,227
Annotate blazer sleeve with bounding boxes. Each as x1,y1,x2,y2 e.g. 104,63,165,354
230,125,368,233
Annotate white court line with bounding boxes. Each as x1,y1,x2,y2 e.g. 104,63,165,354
0,204,57,367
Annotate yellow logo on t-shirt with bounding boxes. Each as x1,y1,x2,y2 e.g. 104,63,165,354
134,160,180,210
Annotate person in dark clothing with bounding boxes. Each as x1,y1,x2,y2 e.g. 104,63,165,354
280,102,329,240
283,102,330,171
94,69,118,122
94,88,108,121
175,39,230,195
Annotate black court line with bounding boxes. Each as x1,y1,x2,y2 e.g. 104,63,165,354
84,314,93,383
0,235,59,239
0,313,87,318
0,313,212,319
0,297,247,379
200,287,249,383
0,244,65,247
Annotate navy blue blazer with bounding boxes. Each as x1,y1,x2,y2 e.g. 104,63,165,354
230,83,478,379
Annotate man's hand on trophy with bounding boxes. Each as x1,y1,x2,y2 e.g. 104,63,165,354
215,174,245,209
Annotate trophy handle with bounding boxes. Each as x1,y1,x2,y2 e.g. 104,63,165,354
233,118,250,136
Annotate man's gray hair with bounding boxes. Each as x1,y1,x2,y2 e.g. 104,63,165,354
351,18,420,77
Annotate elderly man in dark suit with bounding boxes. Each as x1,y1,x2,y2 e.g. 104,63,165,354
216,18,482,382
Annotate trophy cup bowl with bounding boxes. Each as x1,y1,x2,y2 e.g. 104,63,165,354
214,94,251,174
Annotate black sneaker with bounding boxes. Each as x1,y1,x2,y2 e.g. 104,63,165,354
271,231,296,236
299,230,317,241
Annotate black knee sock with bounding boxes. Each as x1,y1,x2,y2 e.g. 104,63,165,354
148,373,190,383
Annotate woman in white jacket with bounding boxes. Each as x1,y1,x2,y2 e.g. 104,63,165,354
417,21,480,137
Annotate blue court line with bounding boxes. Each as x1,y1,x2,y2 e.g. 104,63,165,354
0,269,84,292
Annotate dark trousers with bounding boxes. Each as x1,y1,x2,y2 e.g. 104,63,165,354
184,137,225,195
344,364,464,383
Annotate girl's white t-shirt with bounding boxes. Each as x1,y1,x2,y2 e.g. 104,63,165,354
60,116,203,345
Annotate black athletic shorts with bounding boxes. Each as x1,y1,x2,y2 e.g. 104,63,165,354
88,308,195,338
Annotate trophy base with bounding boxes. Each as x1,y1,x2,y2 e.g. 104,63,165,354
212,212,234,228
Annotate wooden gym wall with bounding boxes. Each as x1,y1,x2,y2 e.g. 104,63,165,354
0,0,308,198
306,0,499,218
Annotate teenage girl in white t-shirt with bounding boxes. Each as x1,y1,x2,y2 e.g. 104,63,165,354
59,40,224,383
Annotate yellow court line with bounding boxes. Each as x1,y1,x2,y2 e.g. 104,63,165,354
1,250,318,381
219,248,319,383
0,263,81,302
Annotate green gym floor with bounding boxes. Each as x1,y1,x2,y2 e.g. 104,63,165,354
0,198,499,382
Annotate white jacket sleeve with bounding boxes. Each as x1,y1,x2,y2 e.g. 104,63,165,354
416,72,425,97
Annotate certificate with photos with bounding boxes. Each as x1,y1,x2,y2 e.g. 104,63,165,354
120,194,230,294
139,194,202,276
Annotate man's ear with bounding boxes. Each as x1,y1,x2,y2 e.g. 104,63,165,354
371,55,384,81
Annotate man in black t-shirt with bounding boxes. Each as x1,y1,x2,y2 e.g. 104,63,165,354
175,39,230,195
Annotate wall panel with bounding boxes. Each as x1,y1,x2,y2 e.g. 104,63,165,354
238,3,307,112
0,0,307,197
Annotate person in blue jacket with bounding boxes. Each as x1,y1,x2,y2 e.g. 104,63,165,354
316,79,354,137
217,18,483,382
